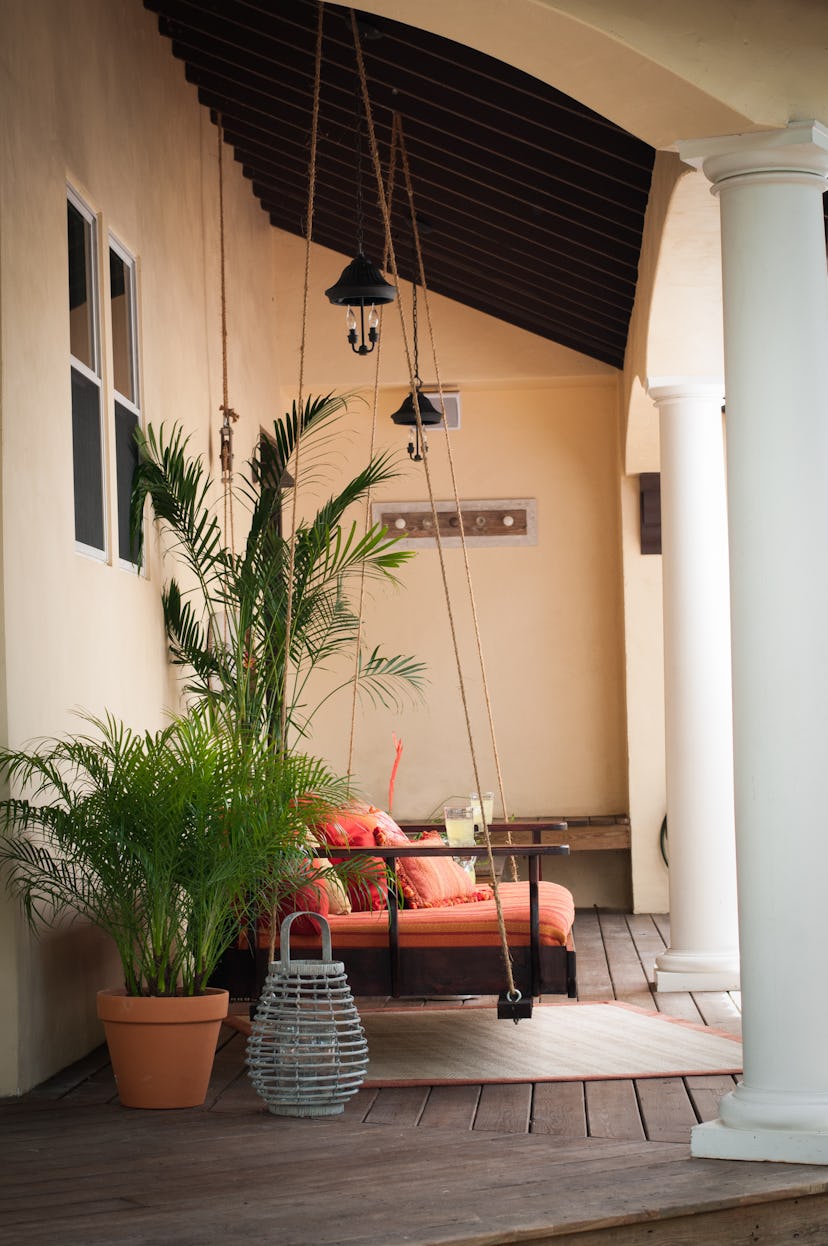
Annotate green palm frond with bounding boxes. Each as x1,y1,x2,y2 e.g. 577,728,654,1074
132,394,426,750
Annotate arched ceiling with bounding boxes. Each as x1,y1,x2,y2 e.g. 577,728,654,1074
144,0,828,375
144,0,654,368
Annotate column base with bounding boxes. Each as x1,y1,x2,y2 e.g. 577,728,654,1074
692,1119,828,1165
655,967,741,992
654,949,740,993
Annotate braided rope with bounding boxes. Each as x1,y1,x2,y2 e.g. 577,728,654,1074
280,0,324,752
395,125,518,883
345,114,401,785
351,26,518,998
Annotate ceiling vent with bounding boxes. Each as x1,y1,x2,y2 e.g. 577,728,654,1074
422,390,461,430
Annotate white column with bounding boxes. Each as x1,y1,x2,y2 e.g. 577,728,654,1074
647,379,738,993
680,122,828,1164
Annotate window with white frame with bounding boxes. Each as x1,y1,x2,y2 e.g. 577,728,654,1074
67,191,106,557
109,238,141,566
66,190,143,566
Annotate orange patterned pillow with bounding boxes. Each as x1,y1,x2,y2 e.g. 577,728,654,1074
375,826,492,909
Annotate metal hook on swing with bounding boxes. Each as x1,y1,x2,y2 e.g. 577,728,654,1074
497,987,533,1024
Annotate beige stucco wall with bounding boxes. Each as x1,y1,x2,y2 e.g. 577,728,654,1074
0,0,283,1094
269,230,630,907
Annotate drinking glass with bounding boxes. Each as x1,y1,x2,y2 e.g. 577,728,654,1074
443,804,477,876
471,791,494,831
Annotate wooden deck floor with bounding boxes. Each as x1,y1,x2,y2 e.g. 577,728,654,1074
2,911,827,1245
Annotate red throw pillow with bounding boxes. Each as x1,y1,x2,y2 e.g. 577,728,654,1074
277,875,330,935
375,827,493,909
315,808,389,911
255,864,332,945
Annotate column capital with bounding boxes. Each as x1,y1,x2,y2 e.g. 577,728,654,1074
679,121,828,190
647,377,724,408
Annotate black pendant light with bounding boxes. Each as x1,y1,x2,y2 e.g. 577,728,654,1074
325,254,395,355
325,81,395,354
390,281,444,461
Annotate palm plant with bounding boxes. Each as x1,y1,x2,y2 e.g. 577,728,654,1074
131,393,426,751
0,708,352,996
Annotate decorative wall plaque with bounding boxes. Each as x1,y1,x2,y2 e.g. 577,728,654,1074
372,498,537,549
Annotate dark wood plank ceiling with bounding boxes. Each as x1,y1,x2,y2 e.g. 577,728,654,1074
144,0,655,368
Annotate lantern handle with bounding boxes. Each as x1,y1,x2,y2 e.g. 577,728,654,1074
279,911,333,966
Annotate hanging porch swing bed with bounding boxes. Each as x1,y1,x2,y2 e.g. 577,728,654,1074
220,811,577,1004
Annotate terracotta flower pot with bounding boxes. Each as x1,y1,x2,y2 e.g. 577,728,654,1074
97,987,229,1109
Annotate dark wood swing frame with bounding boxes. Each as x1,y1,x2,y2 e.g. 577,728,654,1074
215,828,577,1004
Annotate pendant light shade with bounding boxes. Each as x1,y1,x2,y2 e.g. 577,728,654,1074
325,253,396,308
390,388,443,427
391,386,443,462
325,253,396,355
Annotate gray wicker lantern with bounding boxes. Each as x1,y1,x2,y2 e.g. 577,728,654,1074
247,912,369,1117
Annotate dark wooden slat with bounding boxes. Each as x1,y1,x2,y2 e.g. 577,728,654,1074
685,1074,739,1123
341,1086,379,1120
625,911,665,969
531,1081,587,1137
473,1082,533,1133
419,1084,480,1129
653,990,706,1024
362,1085,429,1126
691,991,743,1036
598,911,655,1009
571,908,615,1000
57,1065,117,1106
25,1044,111,1100
585,1079,646,1140
635,1076,698,1143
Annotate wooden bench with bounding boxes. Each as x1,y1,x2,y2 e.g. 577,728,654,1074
400,816,630,853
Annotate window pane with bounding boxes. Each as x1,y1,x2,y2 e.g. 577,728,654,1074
67,202,95,371
71,369,104,551
115,401,140,563
109,249,135,403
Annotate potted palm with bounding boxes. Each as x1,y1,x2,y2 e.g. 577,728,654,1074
130,392,426,750
0,706,351,1108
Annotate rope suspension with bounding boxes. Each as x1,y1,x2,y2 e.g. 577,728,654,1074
350,20,522,1011
394,121,518,884
279,0,325,753
345,118,401,783
216,113,239,561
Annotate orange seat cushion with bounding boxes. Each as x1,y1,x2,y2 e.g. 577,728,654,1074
275,881,575,952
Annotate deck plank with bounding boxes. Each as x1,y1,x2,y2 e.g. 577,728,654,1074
625,912,665,976
597,911,654,1009
690,990,743,1035
530,1081,587,1137
570,908,614,1000
685,1073,739,1122
361,1085,429,1126
636,1076,698,1143
585,1079,646,1140
419,1084,480,1129
7,1106,826,1246
473,1082,532,1133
